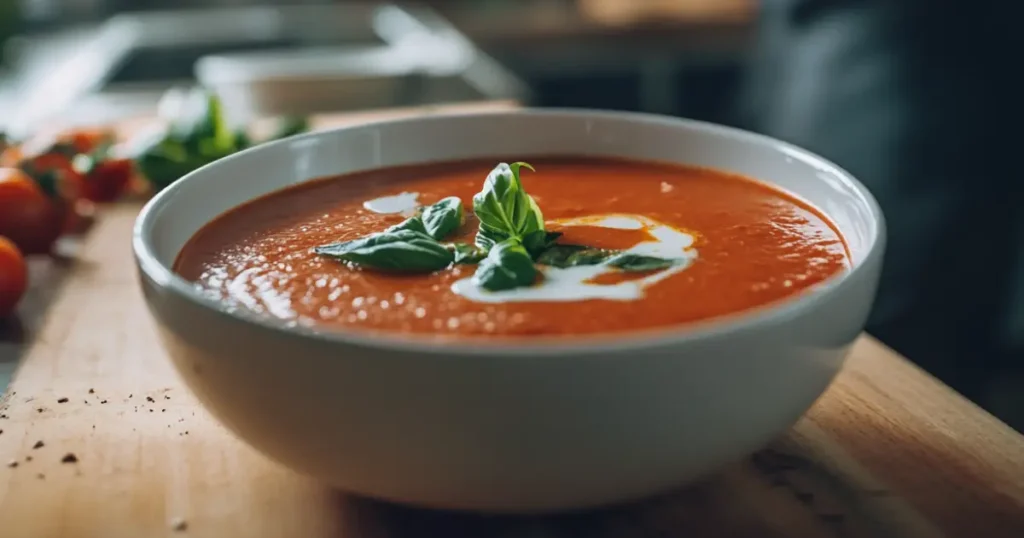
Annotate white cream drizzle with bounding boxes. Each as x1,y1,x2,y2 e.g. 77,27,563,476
363,192,420,216
451,214,698,303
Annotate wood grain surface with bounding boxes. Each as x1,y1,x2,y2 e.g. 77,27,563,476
1,103,1023,538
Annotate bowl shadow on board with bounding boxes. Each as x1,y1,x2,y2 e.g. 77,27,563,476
0,233,97,388
330,447,821,537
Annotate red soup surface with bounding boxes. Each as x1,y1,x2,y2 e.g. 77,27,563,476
174,157,849,338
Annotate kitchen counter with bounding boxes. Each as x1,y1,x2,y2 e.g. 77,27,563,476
1,102,1023,538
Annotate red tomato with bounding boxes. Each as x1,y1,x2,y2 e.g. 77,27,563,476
81,158,134,203
0,168,63,254
0,236,28,318
20,152,83,200
60,128,114,155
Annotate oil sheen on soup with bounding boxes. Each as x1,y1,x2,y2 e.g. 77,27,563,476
174,157,850,338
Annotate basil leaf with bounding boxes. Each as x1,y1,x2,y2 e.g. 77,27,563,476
315,229,454,273
448,243,487,264
606,253,677,272
472,163,522,239
137,88,240,192
474,224,509,251
523,230,563,258
472,162,544,247
132,131,210,191
169,87,236,155
535,244,617,268
534,243,678,272
421,196,464,240
233,129,252,150
385,216,427,234
475,221,555,253
511,162,545,237
268,116,310,141
473,239,539,291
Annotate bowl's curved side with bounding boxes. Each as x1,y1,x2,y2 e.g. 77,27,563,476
138,245,881,512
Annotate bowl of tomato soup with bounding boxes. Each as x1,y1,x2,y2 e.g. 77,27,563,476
133,109,884,513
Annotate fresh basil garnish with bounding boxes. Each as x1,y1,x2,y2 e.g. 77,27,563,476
605,253,678,272
535,244,677,272
313,159,682,291
449,243,488,264
421,196,464,241
479,229,561,257
534,244,617,268
315,229,454,272
472,162,545,250
474,226,503,251
385,216,428,234
523,230,564,258
380,197,462,239
473,239,539,291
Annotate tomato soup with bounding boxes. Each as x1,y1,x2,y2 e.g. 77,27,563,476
174,157,849,338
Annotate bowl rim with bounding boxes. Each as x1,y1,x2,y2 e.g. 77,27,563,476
132,108,886,357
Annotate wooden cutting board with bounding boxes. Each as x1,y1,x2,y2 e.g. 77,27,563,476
1,103,1023,538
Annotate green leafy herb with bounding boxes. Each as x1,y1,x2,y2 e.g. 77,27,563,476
130,129,210,191
233,129,252,151
170,87,236,157
472,239,539,291
133,88,243,191
268,116,310,140
534,244,617,268
448,243,488,264
421,196,464,241
315,229,454,273
535,244,678,272
381,197,463,242
523,230,563,258
132,87,310,192
606,253,677,272
310,159,680,289
474,228,501,251
385,216,428,234
472,162,545,249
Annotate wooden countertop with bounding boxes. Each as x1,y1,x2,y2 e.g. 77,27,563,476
1,103,1023,537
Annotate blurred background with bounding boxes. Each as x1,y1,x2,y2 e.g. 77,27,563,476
0,0,1021,429
0,0,751,133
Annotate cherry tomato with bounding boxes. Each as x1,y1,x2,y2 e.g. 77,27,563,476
81,157,134,203
0,168,63,254
20,151,83,200
0,236,28,318
60,127,115,155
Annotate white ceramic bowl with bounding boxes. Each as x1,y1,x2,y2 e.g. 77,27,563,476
133,109,885,514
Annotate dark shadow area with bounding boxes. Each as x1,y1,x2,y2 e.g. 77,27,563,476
325,447,852,538
0,232,94,382
332,487,675,538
